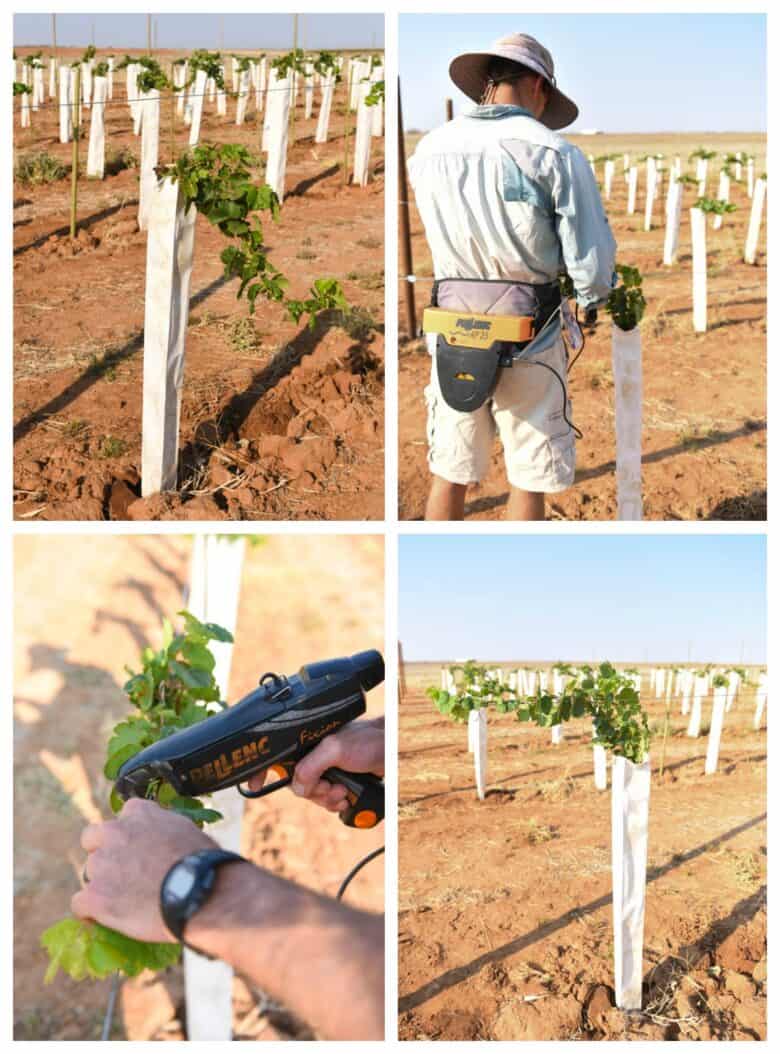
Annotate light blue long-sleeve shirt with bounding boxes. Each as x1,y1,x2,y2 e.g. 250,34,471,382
408,104,617,312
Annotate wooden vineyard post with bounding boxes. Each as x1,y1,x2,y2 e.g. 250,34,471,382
141,179,197,496
445,97,453,121
468,708,487,801
690,206,707,332
744,178,766,265
69,64,82,239
398,79,417,338
398,640,407,701
612,755,650,1010
86,75,107,179
183,535,246,1040
611,325,643,519
704,684,727,775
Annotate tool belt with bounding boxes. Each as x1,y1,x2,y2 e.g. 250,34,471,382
423,278,561,412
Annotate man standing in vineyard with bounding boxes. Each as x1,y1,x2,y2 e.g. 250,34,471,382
408,33,616,519
73,719,385,1040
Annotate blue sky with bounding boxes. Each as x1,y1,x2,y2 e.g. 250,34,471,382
13,13,384,51
399,535,766,665
400,14,766,133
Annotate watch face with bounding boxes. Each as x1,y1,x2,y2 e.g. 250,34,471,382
166,864,197,901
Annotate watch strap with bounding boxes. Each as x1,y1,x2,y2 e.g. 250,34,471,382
160,848,245,949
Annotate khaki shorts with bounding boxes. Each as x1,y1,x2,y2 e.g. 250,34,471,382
424,333,576,493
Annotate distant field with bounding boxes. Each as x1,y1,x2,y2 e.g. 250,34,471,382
405,131,766,170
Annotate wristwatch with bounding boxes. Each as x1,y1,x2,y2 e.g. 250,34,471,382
160,848,246,952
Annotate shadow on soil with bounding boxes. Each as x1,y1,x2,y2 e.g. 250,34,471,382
178,308,379,488
398,812,766,1014
13,199,139,257
13,274,232,445
456,422,767,521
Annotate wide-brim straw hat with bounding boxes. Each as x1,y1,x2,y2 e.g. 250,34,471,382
449,33,579,130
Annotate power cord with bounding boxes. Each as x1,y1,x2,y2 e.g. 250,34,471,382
337,846,385,901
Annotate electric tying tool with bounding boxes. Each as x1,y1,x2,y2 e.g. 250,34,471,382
115,650,385,830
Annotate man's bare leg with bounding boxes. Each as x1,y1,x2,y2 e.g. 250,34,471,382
505,487,546,520
425,476,467,520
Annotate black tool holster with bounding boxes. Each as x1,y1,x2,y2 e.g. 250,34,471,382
431,279,561,412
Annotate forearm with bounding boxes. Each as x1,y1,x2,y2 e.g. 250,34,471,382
186,861,384,1039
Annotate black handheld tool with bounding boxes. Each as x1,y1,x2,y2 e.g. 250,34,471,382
115,650,385,829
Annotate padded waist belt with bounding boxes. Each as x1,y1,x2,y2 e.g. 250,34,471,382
427,279,561,413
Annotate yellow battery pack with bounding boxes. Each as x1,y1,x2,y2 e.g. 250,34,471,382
422,306,535,346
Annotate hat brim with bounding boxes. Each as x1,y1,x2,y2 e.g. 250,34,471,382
449,51,579,130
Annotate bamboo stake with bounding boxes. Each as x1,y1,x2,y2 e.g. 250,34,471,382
70,65,81,238
398,78,417,337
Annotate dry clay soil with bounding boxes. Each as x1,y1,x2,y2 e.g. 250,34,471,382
14,534,385,1040
399,132,766,521
14,47,384,521
399,665,766,1041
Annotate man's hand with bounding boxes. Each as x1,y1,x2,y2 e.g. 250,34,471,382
247,716,384,814
72,798,216,943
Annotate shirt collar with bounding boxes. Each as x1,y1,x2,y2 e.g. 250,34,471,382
466,104,535,120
